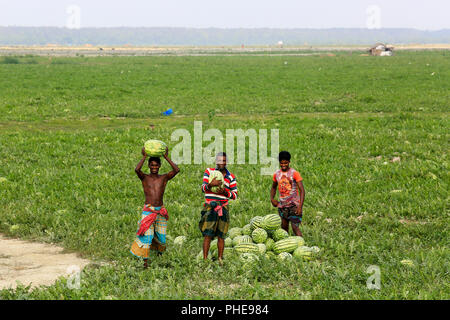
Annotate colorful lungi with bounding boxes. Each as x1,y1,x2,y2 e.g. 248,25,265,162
278,205,302,226
198,201,229,239
130,205,168,259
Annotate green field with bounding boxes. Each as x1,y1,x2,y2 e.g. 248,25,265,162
0,51,448,299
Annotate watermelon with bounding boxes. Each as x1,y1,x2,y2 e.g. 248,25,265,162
233,235,252,247
251,228,268,243
265,251,276,259
273,237,299,254
262,214,281,230
250,216,264,230
266,229,275,239
293,246,313,260
208,169,225,193
310,246,320,253
144,139,167,157
287,236,305,247
256,243,266,254
239,252,259,264
222,247,235,259
234,243,260,254
173,236,186,245
212,247,235,259
272,228,289,242
210,239,218,251
242,224,252,236
228,227,242,239
196,250,211,261
265,238,275,251
278,252,293,261
225,237,233,247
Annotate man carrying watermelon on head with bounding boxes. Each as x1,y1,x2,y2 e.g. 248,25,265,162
199,152,238,263
130,142,180,269
270,151,305,237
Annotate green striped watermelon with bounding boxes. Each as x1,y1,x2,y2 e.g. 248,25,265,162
212,247,235,259
293,246,313,260
228,227,242,239
225,237,233,247
196,250,211,261
208,170,225,193
286,236,305,247
262,214,281,230
232,235,252,247
273,237,299,254
272,228,289,242
265,251,276,259
251,228,268,243
250,216,264,230
210,239,218,251
265,238,275,251
234,243,260,254
223,247,235,259
144,139,167,157
239,252,259,264
257,243,267,254
242,224,252,236
278,252,293,261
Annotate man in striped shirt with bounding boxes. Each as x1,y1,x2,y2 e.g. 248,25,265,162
199,152,237,262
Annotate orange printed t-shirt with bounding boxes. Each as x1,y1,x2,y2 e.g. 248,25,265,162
273,168,302,208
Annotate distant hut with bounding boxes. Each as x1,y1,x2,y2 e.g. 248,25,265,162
369,43,394,56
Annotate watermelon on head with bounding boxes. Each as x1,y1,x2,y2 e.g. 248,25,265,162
144,139,167,157
251,228,268,244
208,170,224,193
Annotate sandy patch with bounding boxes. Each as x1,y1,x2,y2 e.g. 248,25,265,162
0,234,91,290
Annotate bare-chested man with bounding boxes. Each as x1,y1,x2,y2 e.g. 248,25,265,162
130,146,180,268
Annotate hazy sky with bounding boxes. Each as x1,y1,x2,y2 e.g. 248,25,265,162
1,0,448,30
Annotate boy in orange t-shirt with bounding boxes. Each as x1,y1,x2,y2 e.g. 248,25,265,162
270,151,305,236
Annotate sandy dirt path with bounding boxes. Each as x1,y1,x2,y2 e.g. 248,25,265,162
0,234,91,290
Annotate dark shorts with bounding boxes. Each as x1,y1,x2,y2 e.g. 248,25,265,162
278,205,302,226
199,201,229,239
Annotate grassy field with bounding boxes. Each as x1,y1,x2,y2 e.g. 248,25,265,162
0,51,448,299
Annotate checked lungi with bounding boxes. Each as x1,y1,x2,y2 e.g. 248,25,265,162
198,200,229,239
130,204,168,259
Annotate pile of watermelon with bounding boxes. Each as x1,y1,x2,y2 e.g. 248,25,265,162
205,213,320,263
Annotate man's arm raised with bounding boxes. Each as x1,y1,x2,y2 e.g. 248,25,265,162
163,147,180,180
135,147,147,180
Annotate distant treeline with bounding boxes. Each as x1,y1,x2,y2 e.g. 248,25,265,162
0,27,449,46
